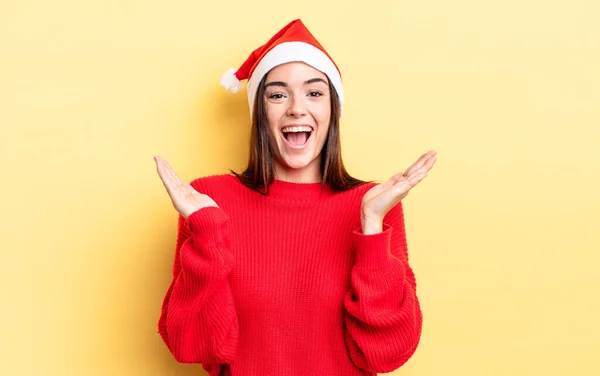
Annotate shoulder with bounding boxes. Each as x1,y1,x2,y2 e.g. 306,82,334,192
333,180,378,200
332,180,405,223
189,173,240,194
322,180,377,213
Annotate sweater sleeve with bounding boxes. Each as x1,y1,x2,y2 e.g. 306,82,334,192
157,205,238,369
343,201,423,373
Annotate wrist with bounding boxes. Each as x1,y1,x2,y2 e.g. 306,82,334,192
361,217,383,235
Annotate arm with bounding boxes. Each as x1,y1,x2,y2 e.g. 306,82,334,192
343,202,423,373
158,206,238,367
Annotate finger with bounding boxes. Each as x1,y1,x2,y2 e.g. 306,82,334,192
157,157,184,190
413,156,436,176
403,152,437,180
364,182,387,199
401,152,429,176
377,169,425,201
403,150,436,177
156,157,180,194
391,170,428,195
423,153,437,172
416,153,437,175
155,157,171,184
378,150,437,191
382,172,404,188
374,174,421,210
162,159,184,187
371,154,433,207
155,156,168,183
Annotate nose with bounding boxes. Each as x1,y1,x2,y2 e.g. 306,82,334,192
286,92,307,117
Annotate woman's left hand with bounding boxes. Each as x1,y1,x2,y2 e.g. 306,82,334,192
360,150,437,234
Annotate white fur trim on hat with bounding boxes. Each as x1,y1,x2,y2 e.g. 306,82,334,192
246,41,344,118
220,68,243,93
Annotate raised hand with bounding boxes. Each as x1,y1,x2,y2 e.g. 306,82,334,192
154,156,218,219
360,150,437,234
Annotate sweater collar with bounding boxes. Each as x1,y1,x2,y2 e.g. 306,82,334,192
267,178,333,200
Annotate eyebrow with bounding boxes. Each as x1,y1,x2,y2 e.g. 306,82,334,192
265,78,328,88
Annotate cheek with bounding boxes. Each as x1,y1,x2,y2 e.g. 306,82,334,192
318,126,330,143
313,104,331,148
265,104,282,139
314,101,331,123
265,103,277,124
314,108,331,133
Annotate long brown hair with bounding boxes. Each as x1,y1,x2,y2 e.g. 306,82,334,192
230,73,368,195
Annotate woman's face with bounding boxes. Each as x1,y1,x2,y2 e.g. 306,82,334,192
263,62,331,182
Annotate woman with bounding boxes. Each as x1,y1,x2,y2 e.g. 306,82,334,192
155,19,437,376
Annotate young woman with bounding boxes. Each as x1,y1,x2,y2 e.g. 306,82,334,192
155,19,437,376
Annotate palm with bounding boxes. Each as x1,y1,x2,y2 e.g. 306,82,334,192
362,150,437,221
154,156,218,218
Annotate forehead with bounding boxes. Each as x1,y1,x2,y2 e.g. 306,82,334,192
265,61,328,83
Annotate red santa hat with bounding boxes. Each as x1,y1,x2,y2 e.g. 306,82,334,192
220,19,344,117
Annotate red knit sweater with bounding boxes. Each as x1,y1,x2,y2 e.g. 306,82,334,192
158,174,422,375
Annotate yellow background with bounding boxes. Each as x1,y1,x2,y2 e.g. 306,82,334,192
1,0,599,375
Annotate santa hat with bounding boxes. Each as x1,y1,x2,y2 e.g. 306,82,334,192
220,19,344,117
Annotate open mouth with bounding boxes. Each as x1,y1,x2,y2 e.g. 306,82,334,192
281,127,313,148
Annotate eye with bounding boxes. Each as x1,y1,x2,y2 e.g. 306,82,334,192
267,93,286,100
308,91,323,97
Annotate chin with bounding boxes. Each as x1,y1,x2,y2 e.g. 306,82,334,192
281,158,311,170
278,153,317,170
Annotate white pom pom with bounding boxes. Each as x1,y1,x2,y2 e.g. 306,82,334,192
220,68,243,93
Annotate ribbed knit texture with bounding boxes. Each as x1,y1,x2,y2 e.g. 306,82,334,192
158,174,422,376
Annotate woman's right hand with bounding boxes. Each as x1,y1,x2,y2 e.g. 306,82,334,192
154,156,218,219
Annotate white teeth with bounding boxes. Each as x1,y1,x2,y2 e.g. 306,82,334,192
282,125,313,133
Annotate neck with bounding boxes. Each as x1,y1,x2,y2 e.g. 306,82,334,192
274,160,322,183
267,177,333,202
